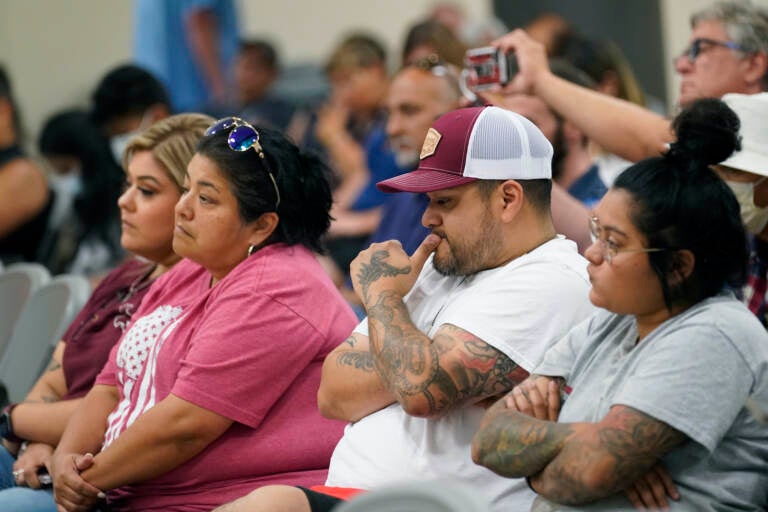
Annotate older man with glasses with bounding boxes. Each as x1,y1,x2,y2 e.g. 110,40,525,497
490,0,768,163
674,4,768,107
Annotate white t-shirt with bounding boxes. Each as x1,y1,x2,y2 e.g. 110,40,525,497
326,236,595,511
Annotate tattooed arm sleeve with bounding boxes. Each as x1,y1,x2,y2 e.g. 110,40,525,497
473,403,687,505
317,332,397,422
366,290,529,418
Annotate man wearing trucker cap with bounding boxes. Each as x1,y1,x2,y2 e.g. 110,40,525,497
214,106,594,512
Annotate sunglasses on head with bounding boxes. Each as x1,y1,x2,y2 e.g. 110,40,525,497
205,117,281,209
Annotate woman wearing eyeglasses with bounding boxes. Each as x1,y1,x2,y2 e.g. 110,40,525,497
472,99,768,511
49,118,357,512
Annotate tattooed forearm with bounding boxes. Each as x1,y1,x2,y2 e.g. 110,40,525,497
473,408,573,478
46,360,62,372
531,406,687,505
336,351,375,372
366,290,525,417
355,250,411,303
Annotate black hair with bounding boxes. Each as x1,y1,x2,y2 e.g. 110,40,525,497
551,33,612,86
91,64,170,126
196,125,333,253
39,109,123,253
239,39,279,71
613,98,748,309
0,64,22,141
476,178,552,215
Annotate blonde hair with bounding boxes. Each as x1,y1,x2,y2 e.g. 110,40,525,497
123,113,214,188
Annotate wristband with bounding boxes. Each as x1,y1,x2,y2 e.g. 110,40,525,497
0,403,24,443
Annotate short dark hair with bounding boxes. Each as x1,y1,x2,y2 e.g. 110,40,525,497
91,64,170,125
196,125,333,253
239,39,279,71
476,178,552,215
614,98,748,309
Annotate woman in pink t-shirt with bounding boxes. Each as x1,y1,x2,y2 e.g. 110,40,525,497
50,118,357,512
0,114,213,509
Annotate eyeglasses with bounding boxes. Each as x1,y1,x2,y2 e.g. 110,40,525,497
205,117,281,209
678,37,749,63
589,216,666,264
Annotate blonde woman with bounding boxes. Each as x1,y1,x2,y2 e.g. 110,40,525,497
0,113,213,511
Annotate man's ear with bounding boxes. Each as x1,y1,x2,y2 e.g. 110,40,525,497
498,179,524,222
744,52,768,89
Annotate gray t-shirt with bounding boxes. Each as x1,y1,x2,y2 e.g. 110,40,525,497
531,293,768,512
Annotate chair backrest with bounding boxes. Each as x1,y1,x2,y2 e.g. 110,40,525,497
0,263,50,360
334,480,493,512
0,274,91,402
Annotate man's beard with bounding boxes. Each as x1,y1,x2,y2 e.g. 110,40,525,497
432,208,502,276
390,136,420,169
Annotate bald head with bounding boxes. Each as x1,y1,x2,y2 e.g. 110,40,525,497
386,66,462,169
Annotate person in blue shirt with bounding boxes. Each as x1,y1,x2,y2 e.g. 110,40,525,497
133,0,240,113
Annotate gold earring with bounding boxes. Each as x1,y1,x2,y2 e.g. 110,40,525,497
247,244,256,257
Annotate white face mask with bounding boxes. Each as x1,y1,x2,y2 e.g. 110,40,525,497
109,111,153,165
109,132,138,165
50,167,83,198
726,178,768,234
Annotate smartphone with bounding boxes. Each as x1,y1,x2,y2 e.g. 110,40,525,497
37,468,53,488
463,47,519,91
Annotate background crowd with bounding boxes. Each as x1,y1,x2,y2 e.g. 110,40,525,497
0,0,766,511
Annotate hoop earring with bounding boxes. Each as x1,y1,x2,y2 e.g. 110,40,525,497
247,244,256,257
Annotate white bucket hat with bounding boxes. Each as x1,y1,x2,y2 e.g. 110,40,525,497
720,92,768,177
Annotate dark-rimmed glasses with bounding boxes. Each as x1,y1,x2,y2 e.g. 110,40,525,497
589,216,666,264
205,117,281,209
679,38,749,63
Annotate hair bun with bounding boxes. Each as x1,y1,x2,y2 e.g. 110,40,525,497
669,98,741,168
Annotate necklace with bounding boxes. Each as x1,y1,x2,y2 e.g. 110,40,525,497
117,264,157,302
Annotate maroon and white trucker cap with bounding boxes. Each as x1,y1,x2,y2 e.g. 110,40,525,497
377,106,553,193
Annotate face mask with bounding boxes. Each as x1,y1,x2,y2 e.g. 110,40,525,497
110,132,136,165
109,110,153,165
50,167,83,198
726,178,768,234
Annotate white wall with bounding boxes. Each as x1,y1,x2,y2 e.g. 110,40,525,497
0,0,133,146
239,0,490,65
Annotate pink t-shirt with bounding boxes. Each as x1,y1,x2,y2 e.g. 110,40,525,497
95,244,357,512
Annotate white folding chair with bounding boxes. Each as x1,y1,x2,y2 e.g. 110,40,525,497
0,263,50,360
334,479,492,512
0,274,91,402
